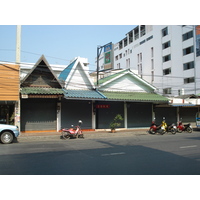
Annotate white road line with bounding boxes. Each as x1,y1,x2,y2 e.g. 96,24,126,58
180,145,197,149
101,152,125,156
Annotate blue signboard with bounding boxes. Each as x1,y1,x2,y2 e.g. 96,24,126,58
104,43,112,52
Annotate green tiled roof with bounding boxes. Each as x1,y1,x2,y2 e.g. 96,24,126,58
63,89,106,99
100,91,169,102
21,87,64,95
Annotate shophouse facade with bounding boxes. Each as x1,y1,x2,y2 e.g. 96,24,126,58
18,55,168,133
20,55,64,132
0,63,20,125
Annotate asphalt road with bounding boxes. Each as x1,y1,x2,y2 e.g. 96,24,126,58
1,131,200,175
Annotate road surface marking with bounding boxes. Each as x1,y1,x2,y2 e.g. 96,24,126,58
180,145,197,149
101,152,125,156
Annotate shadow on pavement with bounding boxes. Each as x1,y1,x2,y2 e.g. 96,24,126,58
0,139,200,175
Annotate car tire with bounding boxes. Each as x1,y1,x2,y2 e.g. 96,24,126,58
0,131,14,144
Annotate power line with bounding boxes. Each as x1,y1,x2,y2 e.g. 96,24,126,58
0,48,97,68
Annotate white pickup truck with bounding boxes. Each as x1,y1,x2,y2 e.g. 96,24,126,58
0,124,19,144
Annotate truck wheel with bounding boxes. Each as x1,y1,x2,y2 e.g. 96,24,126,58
1,131,14,144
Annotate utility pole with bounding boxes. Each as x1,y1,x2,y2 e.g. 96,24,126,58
96,42,112,87
15,25,21,131
16,25,21,64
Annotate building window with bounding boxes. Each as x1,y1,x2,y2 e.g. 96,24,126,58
162,27,168,37
140,25,146,37
119,41,123,50
126,58,130,68
183,61,194,70
129,31,133,43
163,88,171,95
146,35,153,41
134,26,139,40
140,40,145,45
162,41,171,49
124,37,127,47
115,55,118,61
182,30,193,41
119,53,122,59
117,63,120,69
138,64,142,77
140,53,142,62
151,47,154,57
163,54,171,62
184,77,195,84
163,68,171,75
183,46,194,55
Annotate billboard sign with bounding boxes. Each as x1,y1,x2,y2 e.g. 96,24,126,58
104,43,112,52
104,43,112,69
196,25,200,57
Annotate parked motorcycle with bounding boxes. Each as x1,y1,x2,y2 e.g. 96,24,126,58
61,120,84,139
166,123,177,134
149,118,166,135
177,119,193,133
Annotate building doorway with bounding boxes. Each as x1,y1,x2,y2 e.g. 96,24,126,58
0,102,15,124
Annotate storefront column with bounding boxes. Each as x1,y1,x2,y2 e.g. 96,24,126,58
57,101,61,132
124,102,127,128
92,101,96,129
177,107,180,123
15,101,20,130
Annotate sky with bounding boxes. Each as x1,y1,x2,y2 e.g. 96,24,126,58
0,25,136,72
0,0,197,72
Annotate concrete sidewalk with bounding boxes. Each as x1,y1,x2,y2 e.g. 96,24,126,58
18,128,149,142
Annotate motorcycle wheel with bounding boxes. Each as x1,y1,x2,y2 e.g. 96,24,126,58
171,128,176,134
149,128,155,134
62,132,70,139
177,128,182,133
187,127,193,133
160,130,165,135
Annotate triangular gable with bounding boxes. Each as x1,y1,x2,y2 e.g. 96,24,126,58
58,58,77,83
98,70,156,93
21,55,62,88
59,57,95,90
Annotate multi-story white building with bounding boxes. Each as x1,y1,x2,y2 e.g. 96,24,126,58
97,25,200,96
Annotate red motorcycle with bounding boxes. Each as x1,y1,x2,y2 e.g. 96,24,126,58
177,119,192,133
61,120,84,139
149,118,165,135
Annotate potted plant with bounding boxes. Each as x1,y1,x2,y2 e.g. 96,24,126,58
110,114,123,133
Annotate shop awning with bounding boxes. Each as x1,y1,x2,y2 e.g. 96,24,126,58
63,89,106,100
171,104,195,107
100,91,169,102
20,87,64,98
21,87,64,95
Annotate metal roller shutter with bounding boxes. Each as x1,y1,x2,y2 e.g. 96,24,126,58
21,99,57,131
127,103,152,128
61,99,92,129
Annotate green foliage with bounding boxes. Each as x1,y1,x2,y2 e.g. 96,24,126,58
110,114,123,130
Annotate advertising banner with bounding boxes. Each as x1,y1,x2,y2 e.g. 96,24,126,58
196,25,200,57
104,51,111,64
104,43,112,52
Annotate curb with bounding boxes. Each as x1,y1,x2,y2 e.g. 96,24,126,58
17,129,148,142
